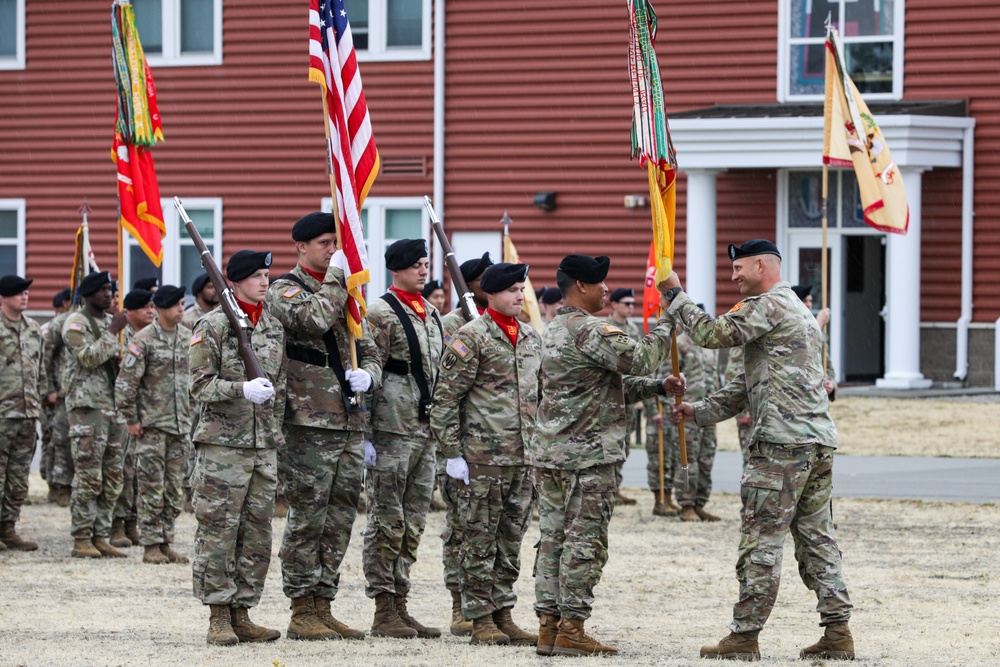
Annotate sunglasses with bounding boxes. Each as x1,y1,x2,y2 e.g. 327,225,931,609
620,301,636,306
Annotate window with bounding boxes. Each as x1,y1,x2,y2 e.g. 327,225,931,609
133,0,222,67
0,0,25,70
0,200,25,277
785,170,877,231
779,0,903,102
322,196,429,297
343,0,431,62
123,198,222,306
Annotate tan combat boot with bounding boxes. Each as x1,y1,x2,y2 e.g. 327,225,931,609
394,594,441,638
371,593,418,638
699,630,760,661
493,607,538,646
652,491,678,517
615,491,637,506
91,536,127,558
231,606,280,642
470,614,510,645
799,622,855,660
552,618,618,656
536,614,560,656
71,538,101,558
160,543,190,564
315,596,365,639
287,595,338,640
0,538,6,552
449,590,473,636
206,604,239,646
108,518,132,548
124,518,140,545
0,521,38,551
663,488,682,514
56,486,72,508
680,506,700,522
695,506,722,522
273,495,289,518
143,544,169,564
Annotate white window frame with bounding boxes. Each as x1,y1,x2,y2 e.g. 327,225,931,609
322,196,429,297
141,0,223,67
777,0,905,103
0,0,25,70
0,198,26,276
350,0,431,63
122,197,223,299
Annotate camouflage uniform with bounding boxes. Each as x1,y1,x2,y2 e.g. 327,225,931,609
189,308,285,608
605,315,642,489
642,354,679,493
724,346,752,463
114,323,140,525
62,311,127,539
430,311,540,620
666,283,852,633
266,264,381,601
114,319,191,546
41,311,73,489
362,292,443,599
531,306,672,620
181,303,212,490
0,312,45,525
672,331,721,508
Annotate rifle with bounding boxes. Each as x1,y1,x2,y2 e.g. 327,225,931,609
423,196,478,322
173,197,264,381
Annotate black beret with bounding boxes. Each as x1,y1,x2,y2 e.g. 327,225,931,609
80,271,112,297
534,286,545,300
421,279,443,298
52,287,71,307
558,254,610,284
540,287,563,305
460,252,494,283
791,285,813,302
134,276,159,291
123,289,153,310
728,239,782,262
191,273,210,296
384,239,428,271
153,284,186,308
292,211,335,242
480,262,529,294
0,275,32,298
609,288,635,302
226,250,273,282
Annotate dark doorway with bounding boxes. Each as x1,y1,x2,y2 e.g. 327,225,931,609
842,235,885,382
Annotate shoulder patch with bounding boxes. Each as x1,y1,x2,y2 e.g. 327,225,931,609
190,331,204,346
729,301,746,314
441,351,459,370
127,342,143,357
599,324,625,336
282,286,302,299
68,322,84,332
450,339,471,359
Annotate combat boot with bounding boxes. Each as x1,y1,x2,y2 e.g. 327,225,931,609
56,486,72,507
160,542,189,564
315,596,365,639
231,606,281,642
0,522,38,551
273,495,289,518
91,536,127,558
663,488,682,513
552,618,618,656
183,488,194,513
371,593,418,638
536,614,560,656
615,491,637,506
449,590,473,636
0,539,6,552
287,595,338,640
699,630,760,661
652,491,678,517
394,594,441,638
143,544,170,564
206,604,239,646
799,622,854,660
124,518,140,545
71,538,101,558
680,506,700,522
695,506,722,522
47,486,60,504
493,607,537,646
109,518,132,548
470,614,510,645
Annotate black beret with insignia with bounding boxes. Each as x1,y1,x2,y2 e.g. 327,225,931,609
191,273,210,296
609,287,634,303
728,239,782,262
459,252,493,283
0,275,32,297
540,287,563,305
384,239,428,271
153,284,186,309
292,211,336,242
558,254,611,284
80,271,112,297
134,276,159,291
480,262,529,294
791,284,812,302
421,279,443,298
226,250,272,282
123,289,153,310
52,287,71,307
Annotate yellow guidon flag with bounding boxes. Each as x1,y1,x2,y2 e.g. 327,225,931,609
823,26,909,234
502,233,544,331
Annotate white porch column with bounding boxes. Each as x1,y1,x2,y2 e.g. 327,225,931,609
684,169,720,316
877,167,933,389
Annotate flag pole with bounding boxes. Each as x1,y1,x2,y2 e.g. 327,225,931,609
821,164,829,371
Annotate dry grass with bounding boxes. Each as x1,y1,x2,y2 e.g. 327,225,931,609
1,473,998,666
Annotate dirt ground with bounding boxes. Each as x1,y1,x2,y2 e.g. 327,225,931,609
1,473,998,667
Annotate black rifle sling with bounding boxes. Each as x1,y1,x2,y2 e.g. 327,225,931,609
379,292,438,421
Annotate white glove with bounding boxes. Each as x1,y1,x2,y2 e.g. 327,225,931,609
446,457,470,485
242,377,274,404
364,439,377,467
345,368,372,393
330,249,349,272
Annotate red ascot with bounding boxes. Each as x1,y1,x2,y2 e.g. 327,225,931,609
390,286,426,321
488,307,519,348
302,266,326,283
236,298,263,326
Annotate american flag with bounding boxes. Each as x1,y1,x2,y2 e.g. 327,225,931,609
309,0,379,337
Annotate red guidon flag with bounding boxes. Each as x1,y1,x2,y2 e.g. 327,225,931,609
113,131,166,265
642,241,659,334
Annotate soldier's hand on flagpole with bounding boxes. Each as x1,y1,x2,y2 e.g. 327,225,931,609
242,377,275,404
446,457,470,485
670,402,695,424
364,440,377,467
345,368,372,392
657,271,681,294
108,310,129,335
662,373,686,396
816,307,831,328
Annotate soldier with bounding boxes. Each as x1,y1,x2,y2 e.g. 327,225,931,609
189,250,285,646
538,286,563,328
431,262,540,647
41,287,74,507
531,254,681,656
723,345,752,463
182,273,219,512
114,285,191,565
605,287,642,506
0,275,45,552
62,271,129,559
421,279,447,313
440,252,491,343
792,284,837,400
363,238,443,639
134,276,160,293
266,212,380,641
664,239,853,661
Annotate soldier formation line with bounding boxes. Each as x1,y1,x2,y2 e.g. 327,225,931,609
0,214,852,661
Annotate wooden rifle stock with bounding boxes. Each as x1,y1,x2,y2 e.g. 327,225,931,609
423,196,479,322
172,197,264,381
